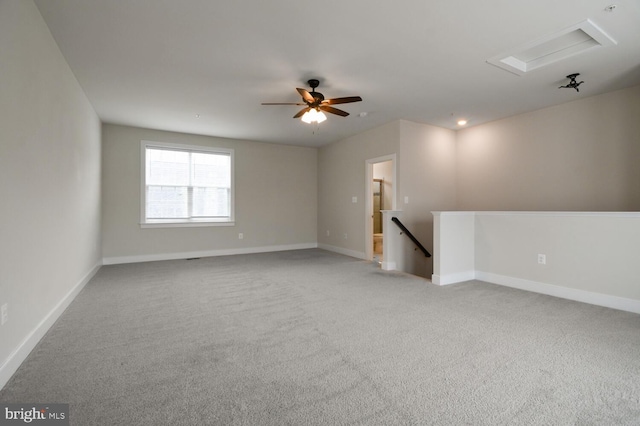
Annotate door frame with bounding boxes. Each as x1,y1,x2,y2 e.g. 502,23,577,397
365,154,397,261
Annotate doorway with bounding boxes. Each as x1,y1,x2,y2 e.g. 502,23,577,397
365,155,396,262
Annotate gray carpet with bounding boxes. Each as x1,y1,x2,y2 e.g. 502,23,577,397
2,249,640,425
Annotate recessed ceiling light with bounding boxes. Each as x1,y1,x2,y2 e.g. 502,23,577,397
195,114,200,119
457,119,467,126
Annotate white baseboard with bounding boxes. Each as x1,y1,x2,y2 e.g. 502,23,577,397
476,271,640,314
381,261,397,271
102,243,319,265
0,261,102,390
432,270,476,286
317,244,366,260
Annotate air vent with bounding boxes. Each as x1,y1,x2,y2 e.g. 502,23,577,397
487,20,616,75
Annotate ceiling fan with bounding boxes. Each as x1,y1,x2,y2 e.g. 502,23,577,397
262,79,362,123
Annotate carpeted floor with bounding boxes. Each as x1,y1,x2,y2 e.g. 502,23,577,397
2,249,640,425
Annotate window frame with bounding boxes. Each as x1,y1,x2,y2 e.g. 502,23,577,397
140,140,235,228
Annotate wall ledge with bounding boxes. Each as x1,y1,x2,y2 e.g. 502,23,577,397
433,211,640,218
475,211,640,217
432,211,476,216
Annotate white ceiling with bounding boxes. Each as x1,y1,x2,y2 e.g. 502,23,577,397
35,0,640,147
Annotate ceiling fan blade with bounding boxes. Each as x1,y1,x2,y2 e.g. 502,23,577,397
319,105,349,117
323,96,362,105
261,102,306,105
296,88,315,104
293,107,310,119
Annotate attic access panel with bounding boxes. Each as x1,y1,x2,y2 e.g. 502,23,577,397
487,19,617,75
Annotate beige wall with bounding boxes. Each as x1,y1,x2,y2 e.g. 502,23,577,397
318,120,457,277
433,211,640,313
102,124,317,262
318,86,639,277
0,0,102,385
474,213,640,303
456,85,640,211
318,121,401,258
397,120,457,277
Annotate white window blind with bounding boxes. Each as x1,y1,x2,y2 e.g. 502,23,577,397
141,142,234,226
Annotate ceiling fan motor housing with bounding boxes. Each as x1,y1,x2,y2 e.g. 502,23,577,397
311,92,324,105
307,79,324,104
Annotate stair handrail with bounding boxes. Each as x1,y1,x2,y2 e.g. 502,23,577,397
391,217,432,257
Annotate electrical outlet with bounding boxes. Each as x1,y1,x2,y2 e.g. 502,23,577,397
344,233,348,240
404,196,409,204
538,254,546,265
326,230,330,237
352,196,357,203
238,233,244,240
1,304,7,326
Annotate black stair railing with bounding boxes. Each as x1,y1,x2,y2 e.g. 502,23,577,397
391,217,432,258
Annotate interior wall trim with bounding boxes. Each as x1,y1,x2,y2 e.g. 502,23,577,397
0,262,102,390
476,271,640,314
102,243,319,265
432,270,476,286
317,244,366,260
431,270,640,313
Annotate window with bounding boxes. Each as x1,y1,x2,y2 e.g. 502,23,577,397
141,141,234,227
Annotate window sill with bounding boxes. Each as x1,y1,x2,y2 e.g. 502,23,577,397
140,220,235,229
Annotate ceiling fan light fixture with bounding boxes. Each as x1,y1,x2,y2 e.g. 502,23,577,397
301,108,327,124
300,109,315,123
